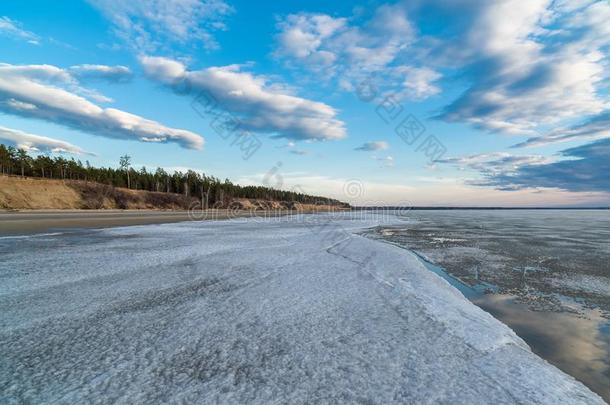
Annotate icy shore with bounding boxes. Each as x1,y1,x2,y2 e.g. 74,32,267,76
0,213,604,404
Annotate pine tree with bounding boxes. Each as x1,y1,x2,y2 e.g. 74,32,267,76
0,142,347,208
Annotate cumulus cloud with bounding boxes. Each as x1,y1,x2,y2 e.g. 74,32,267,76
395,66,442,100
70,64,133,82
514,111,610,148
274,6,440,101
0,126,92,155
0,63,73,83
0,63,115,103
0,16,40,45
481,139,610,193
140,55,346,141
434,0,610,134
276,1,609,137
354,141,388,151
0,62,204,149
275,14,346,64
88,0,233,51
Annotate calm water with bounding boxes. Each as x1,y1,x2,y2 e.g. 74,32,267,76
371,209,610,401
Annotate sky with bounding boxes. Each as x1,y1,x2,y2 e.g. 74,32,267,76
0,0,609,207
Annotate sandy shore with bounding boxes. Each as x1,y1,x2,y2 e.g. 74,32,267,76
0,209,302,235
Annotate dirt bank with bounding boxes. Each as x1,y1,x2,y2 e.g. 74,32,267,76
0,176,346,211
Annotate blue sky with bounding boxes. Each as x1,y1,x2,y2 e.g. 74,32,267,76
0,0,609,206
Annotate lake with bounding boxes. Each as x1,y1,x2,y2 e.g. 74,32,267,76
369,209,610,401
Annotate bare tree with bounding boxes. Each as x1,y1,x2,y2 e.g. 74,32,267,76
119,155,131,189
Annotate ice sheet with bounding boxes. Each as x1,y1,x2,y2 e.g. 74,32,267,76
0,213,604,404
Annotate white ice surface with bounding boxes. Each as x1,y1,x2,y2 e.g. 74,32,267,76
0,213,604,404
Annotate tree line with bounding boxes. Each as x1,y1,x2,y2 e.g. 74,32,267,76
0,144,346,206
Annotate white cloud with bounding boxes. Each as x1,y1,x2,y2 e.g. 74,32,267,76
70,64,133,82
514,111,610,148
0,64,73,83
0,63,204,150
0,16,40,45
88,0,233,51
437,152,554,175
0,63,114,103
140,55,346,141
354,141,388,151
395,66,441,100
275,14,346,61
274,6,439,102
276,1,609,138
139,57,186,82
0,126,92,155
5,99,38,111
436,0,610,134
466,139,610,193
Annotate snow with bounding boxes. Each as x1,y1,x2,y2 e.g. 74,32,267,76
0,212,604,404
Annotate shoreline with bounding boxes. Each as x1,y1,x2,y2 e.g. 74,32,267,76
405,245,609,401
367,215,610,402
0,209,330,236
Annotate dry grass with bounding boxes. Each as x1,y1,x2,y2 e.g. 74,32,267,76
69,181,195,210
0,176,197,210
0,176,347,212
0,176,82,209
